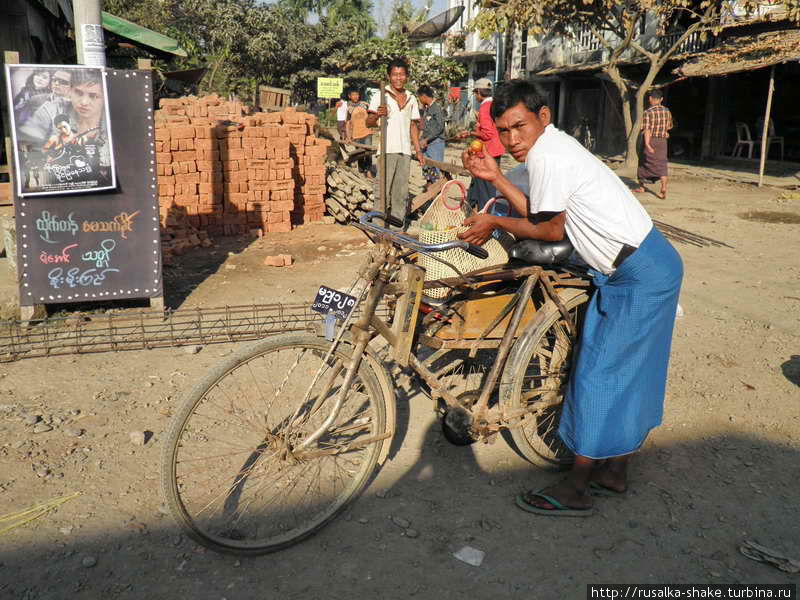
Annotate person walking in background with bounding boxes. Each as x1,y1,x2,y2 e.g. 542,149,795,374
344,88,374,178
458,78,504,210
336,94,348,140
634,90,673,200
417,85,445,188
367,58,424,227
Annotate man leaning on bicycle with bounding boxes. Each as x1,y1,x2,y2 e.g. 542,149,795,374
460,80,683,518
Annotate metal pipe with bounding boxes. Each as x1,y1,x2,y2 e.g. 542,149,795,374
471,272,539,420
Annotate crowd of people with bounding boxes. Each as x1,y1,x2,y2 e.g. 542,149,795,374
332,59,506,226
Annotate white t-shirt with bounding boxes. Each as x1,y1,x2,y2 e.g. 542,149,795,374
336,101,348,122
526,125,652,274
368,87,420,155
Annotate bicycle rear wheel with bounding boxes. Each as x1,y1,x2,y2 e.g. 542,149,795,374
501,288,588,470
160,332,387,555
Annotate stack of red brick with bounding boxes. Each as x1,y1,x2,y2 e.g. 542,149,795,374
153,95,330,258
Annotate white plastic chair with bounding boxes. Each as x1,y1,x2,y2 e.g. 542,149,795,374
765,119,785,161
732,122,754,158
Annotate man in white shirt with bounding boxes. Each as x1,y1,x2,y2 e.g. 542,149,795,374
335,96,348,140
461,80,683,517
367,58,424,226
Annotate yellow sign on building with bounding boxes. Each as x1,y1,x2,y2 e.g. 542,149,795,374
317,77,344,99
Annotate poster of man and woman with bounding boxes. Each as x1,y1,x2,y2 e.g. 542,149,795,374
4,64,117,197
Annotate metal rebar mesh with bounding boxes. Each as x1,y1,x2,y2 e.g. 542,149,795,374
0,303,390,363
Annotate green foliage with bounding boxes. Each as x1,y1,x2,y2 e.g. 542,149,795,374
105,0,464,103
328,0,377,39
387,0,431,35
323,34,466,95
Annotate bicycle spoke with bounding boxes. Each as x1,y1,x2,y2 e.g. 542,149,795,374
163,335,385,552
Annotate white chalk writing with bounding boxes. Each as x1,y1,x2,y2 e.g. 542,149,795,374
81,239,116,268
36,211,78,244
47,267,120,289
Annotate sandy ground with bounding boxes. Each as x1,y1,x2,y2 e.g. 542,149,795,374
1,168,799,600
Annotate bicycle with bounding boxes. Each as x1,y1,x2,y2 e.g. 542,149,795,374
573,117,595,153
160,212,591,555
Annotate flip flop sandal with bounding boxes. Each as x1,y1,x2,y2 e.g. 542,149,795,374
515,490,594,518
588,481,627,498
632,187,646,193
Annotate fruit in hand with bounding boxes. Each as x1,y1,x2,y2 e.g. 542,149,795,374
468,140,484,154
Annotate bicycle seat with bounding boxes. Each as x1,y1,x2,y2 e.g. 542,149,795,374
507,238,574,266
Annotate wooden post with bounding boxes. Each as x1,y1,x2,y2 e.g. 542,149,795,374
700,77,718,160
758,65,776,188
379,81,387,219
3,51,45,322
1,51,19,209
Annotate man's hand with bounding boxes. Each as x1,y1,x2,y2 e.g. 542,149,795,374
457,130,471,140
645,145,655,154
420,139,428,150
458,213,495,246
417,150,426,166
375,105,388,118
462,148,500,183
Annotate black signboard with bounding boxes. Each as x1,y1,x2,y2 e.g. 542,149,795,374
11,69,162,306
311,285,358,321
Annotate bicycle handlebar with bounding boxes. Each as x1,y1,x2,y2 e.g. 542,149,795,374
358,212,489,260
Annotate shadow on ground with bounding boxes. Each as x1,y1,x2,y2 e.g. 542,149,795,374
1,427,798,600
781,355,800,387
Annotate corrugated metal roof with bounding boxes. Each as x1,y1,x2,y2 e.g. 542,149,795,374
102,11,188,57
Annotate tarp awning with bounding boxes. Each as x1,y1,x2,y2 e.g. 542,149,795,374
101,11,188,57
676,29,800,77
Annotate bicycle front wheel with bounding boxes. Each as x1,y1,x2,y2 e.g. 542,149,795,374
160,332,387,555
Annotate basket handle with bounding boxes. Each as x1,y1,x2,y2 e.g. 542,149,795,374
479,196,499,215
439,179,467,211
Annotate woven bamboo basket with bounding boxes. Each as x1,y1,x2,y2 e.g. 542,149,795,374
418,180,513,298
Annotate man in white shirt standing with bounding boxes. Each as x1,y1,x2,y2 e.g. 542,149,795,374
367,58,425,226
460,80,683,517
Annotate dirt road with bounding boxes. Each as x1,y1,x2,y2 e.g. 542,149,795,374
1,172,799,599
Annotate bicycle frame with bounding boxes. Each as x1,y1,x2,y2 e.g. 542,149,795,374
295,222,589,449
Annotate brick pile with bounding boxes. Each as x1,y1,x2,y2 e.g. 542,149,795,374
153,95,330,261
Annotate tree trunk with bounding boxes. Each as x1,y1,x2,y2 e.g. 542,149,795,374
605,63,636,167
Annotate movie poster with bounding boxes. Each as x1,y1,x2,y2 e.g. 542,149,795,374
4,64,117,197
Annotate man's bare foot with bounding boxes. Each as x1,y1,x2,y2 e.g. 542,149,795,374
523,479,593,510
589,459,628,494
632,187,646,193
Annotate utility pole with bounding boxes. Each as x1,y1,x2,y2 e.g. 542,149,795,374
74,0,106,66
